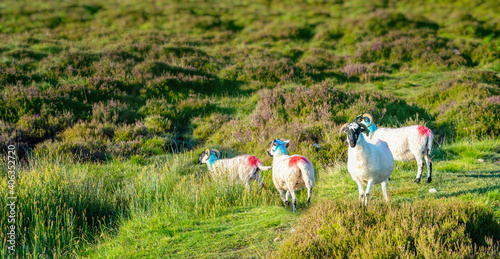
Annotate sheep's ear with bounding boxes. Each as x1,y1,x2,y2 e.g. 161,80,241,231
284,139,290,148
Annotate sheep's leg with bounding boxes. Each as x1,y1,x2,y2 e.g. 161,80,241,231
306,188,313,206
289,191,297,213
414,155,424,183
424,152,432,183
364,180,375,206
381,181,389,202
256,172,264,190
285,191,291,207
355,180,365,202
278,189,287,204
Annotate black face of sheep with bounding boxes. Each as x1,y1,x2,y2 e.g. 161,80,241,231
340,122,369,148
198,150,208,164
198,149,220,164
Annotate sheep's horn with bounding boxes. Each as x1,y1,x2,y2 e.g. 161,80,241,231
339,123,349,136
204,149,210,156
362,113,374,127
211,149,221,158
359,123,370,135
353,114,365,124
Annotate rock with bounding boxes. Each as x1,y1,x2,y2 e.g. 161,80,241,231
452,48,461,55
274,237,280,242
478,159,484,162
429,188,438,193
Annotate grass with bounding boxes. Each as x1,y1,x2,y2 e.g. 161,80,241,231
1,0,500,257
3,138,498,258
84,206,295,258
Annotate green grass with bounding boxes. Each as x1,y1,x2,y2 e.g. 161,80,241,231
1,0,500,257
83,206,295,258
4,138,498,258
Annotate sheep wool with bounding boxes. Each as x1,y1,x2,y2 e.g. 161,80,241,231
267,139,315,213
340,122,394,206
357,114,433,183
198,149,271,188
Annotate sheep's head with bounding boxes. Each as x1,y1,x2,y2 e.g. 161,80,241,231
267,139,289,157
353,113,374,126
198,149,220,164
339,122,369,148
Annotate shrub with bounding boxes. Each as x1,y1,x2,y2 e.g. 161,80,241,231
192,113,231,141
92,99,140,124
415,79,500,139
276,199,500,258
144,114,171,134
38,137,110,162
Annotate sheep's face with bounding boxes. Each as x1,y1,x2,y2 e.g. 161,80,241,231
198,151,210,164
341,122,368,148
198,149,220,164
267,139,289,157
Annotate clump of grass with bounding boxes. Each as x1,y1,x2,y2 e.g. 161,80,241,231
276,199,500,258
0,150,282,257
415,79,500,139
0,156,129,258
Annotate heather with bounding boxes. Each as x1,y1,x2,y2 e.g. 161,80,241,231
0,0,499,258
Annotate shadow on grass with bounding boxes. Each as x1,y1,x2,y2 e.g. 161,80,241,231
436,185,500,199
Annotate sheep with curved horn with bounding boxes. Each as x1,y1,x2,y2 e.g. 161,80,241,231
198,149,271,189
355,113,434,183
339,121,394,205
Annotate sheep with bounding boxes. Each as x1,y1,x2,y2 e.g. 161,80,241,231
198,149,272,189
355,113,434,183
340,121,394,205
267,139,315,212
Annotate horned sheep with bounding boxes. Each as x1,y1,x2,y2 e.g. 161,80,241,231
198,149,271,189
356,113,433,183
340,121,394,205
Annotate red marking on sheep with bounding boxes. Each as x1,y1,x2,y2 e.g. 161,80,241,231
289,156,310,167
248,156,260,167
418,126,432,137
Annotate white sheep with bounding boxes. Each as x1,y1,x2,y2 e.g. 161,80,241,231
198,149,271,188
356,113,433,183
340,121,394,205
267,139,315,212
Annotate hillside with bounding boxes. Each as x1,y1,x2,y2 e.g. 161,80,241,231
1,0,500,258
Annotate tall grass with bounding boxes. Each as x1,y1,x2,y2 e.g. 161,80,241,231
0,151,280,257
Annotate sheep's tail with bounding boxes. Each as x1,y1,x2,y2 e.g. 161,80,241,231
425,130,433,156
297,159,315,189
418,125,433,156
297,159,315,204
257,164,272,171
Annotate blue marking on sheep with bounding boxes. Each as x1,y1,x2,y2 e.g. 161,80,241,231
363,117,378,137
207,152,218,166
272,140,289,156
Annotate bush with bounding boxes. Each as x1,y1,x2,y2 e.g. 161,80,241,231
144,114,171,134
276,199,500,258
92,99,140,124
416,79,500,139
